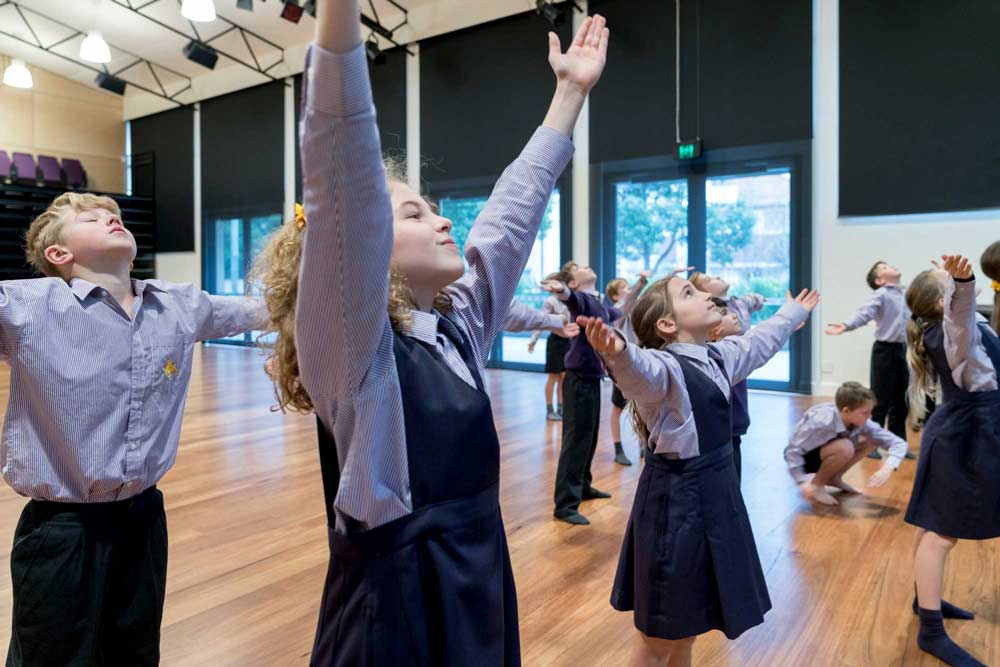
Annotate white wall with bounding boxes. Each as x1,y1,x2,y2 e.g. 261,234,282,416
811,0,999,395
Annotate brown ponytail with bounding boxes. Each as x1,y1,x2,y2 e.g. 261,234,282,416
905,271,945,425
980,241,1000,335
625,276,679,446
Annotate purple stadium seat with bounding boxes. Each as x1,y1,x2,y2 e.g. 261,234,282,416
11,152,37,183
37,155,62,185
61,158,87,188
0,151,11,180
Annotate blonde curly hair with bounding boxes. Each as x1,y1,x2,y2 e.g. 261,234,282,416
250,158,452,413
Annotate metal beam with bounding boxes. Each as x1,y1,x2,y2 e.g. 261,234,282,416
108,0,287,80
0,1,192,105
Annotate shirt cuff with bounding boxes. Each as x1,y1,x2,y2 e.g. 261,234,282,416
885,454,903,469
519,126,575,175
306,42,373,117
790,466,808,484
777,300,809,327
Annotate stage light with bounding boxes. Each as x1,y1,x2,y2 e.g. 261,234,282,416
183,40,219,69
181,0,216,22
2,59,33,89
95,71,127,95
365,37,385,65
80,30,112,64
536,0,565,28
280,1,303,23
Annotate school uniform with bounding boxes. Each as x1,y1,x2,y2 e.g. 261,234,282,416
905,277,1000,539
0,277,265,666
783,403,908,482
552,286,621,519
525,296,571,373
842,284,910,439
606,300,809,639
724,293,765,478
296,42,574,666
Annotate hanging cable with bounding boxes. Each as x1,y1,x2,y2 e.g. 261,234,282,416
675,0,681,143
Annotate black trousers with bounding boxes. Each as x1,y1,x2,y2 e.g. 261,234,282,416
732,436,743,481
6,486,168,667
870,341,908,440
554,371,602,516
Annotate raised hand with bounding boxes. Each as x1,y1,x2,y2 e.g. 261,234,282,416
638,270,653,281
540,280,566,293
940,254,973,280
578,315,624,356
556,321,581,338
825,323,847,336
548,15,609,94
787,289,821,313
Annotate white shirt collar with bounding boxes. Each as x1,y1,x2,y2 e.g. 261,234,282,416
403,309,439,346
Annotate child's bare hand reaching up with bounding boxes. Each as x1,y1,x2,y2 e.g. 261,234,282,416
578,316,624,357
788,289,821,313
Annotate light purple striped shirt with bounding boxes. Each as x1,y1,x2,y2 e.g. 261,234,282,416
941,278,998,392
784,403,907,483
295,43,573,531
726,292,765,333
842,284,910,343
0,277,266,501
503,299,566,334
528,295,570,347
605,301,809,458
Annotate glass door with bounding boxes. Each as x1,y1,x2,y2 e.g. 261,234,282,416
705,170,792,384
437,189,563,370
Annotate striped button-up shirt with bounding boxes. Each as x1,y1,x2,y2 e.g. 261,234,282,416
0,277,266,502
295,43,574,531
842,284,910,343
605,301,809,459
783,402,907,482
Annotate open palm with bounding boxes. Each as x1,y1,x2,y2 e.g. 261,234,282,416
548,14,609,93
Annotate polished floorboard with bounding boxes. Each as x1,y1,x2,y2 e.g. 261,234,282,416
0,345,996,666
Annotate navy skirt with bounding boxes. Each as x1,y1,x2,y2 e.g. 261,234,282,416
611,443,771,640
905,390,1000,540
311,483,520,666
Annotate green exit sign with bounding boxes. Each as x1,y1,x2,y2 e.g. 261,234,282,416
674,139,703,160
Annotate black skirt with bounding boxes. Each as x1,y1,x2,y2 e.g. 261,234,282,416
611,443,771,640
544,334,571,374
905,389,1000,540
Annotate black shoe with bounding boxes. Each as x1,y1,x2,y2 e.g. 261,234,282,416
905,450,916,459
868,449,883,459
554,511,590,525
582,487,612,500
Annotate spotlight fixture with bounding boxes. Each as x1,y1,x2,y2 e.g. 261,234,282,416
95,71,127,95
236,0,253,10
364,37,386,65
181,0,216,22
80,30,112,64
535,0,565,28
280,1,304,23
2,58,33,89
302,0,317,18
183,40,219,69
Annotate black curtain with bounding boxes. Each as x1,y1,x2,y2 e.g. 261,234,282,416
201,80,284,219
419,8,574,185
130,106,194,252
840,0,1000,215
588,0,812,163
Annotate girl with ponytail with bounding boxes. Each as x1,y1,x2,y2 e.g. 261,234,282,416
904,255,1000,667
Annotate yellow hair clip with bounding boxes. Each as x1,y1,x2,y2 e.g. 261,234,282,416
294,202,307,230
992,279,1000,293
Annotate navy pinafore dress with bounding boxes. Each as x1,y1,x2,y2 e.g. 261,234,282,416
310,317,520,666
611,348,771,640
904,321,1000,539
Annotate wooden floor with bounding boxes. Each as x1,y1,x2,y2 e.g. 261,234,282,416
0,345,997,666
